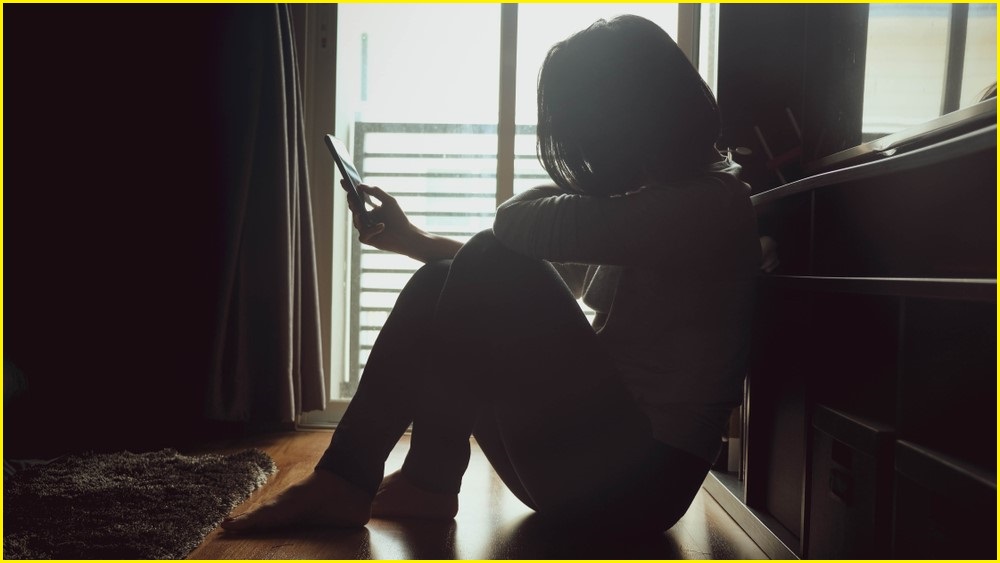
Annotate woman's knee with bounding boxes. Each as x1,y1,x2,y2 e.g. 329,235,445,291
451,229,554,284
406,260,451,289
437,230,584,330
411,259,451,285
396,259,451,304
452,229,508,270
462,229,502,252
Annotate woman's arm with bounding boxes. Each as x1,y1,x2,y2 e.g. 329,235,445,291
347,183,463,262
494,178,751,267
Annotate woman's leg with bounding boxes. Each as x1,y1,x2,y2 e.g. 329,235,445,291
477,409,710,533
385,229,606,497
226,230,707,532
400,230,708,532
223,260,453,531
315,260,453,494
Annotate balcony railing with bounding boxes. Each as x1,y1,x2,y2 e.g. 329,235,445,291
344,121,549,396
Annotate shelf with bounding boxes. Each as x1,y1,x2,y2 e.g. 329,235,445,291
759,275,996,302
703,471,801,559
751,123,996,207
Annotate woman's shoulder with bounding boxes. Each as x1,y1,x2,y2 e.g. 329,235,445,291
636,159,751,212
638,153,743,186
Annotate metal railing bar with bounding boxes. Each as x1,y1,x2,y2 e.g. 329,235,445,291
363,173,549,180
362,172,497,179
359,237,467,247
360,268,421,274
395,211,496,217
365,152,499,159
363,153,541,161
361,233,480,240
367,192,496,199
356,122,538,135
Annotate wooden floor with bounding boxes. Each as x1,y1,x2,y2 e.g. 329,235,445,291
188,430,767,560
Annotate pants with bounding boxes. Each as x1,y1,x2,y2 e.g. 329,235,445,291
317,230,708,533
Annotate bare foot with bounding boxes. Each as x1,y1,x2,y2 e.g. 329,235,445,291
371,470,458,520
221,470,372,532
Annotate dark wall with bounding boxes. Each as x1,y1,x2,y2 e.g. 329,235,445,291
717,4,806,192
717,4,868,193
5,5,262,456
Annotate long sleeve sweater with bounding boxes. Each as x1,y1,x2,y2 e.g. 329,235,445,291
493,160,760,463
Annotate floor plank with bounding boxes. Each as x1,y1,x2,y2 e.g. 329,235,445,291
188,430,767,559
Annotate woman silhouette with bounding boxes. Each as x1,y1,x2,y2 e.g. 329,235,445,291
224,14,760,534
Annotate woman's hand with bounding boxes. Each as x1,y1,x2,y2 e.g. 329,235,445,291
342,181,463,262
343,182,412,254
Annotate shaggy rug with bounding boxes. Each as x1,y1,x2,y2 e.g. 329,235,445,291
3,448,276,559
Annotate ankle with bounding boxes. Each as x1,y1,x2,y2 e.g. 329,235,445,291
399,460,463,496
371,470,458,520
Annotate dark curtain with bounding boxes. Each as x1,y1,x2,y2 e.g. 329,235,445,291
4,4,325,457
207,5,327,423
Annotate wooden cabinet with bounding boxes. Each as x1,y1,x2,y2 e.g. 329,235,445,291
705,105,996,559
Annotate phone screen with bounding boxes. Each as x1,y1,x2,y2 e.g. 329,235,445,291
324,135,374,227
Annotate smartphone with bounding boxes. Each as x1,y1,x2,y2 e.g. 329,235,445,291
324,134,375,228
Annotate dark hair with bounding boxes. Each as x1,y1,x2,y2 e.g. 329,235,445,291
537,15,722,196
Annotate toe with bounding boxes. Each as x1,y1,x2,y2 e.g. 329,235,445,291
220,514,254,531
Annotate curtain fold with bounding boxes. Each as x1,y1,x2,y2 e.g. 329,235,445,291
208,4,326,423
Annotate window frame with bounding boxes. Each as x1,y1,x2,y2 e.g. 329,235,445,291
862,3,995,140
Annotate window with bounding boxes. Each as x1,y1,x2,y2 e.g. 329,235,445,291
333,4,500,401
301,4,718,424
863,3,997,135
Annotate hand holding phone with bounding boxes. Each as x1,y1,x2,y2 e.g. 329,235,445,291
324,134,375,228
323,133,459,261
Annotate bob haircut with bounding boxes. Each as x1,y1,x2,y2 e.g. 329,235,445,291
537,15,722,196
